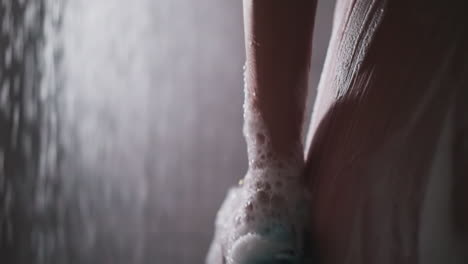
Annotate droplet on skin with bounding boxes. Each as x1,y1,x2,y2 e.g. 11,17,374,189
245,201,253,211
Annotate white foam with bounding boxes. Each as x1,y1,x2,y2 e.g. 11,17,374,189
206,64,309,263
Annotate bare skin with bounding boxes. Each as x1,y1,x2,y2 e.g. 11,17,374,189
206,2,317,263
243,0,317,161
209,0,468,263
244,0,468,263
305,0,468,263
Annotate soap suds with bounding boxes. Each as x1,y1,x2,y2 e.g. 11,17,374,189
206,63,310,264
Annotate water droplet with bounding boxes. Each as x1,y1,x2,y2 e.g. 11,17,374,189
245,201,253,211
1,80,10,105
14,36,24,61
2,13,10,34
11,105,20,149
13,75,20,95
0,149,4,174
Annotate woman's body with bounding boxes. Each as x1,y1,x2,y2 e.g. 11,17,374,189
305,1,468,263
208,0,468,263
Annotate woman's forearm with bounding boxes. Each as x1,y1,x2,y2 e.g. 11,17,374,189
242,0,317,163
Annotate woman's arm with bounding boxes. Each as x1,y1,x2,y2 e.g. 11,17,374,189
206,3,318,263
243,0,317,163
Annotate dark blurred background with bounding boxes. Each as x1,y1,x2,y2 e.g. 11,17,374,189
0,0,335,263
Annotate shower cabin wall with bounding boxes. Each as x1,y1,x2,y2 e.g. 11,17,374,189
1,0,247,263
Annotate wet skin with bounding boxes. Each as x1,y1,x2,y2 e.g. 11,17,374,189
244,0,468,263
